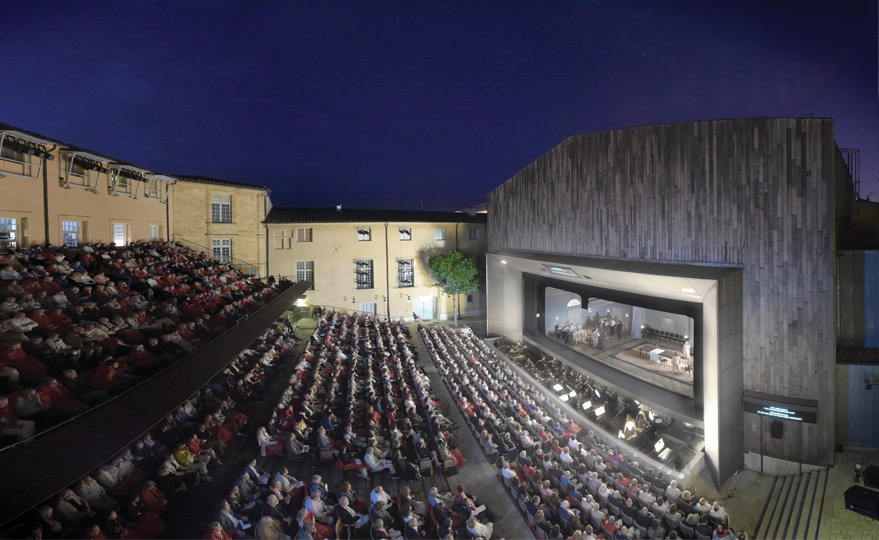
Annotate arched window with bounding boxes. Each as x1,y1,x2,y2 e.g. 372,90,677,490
566,298,581,308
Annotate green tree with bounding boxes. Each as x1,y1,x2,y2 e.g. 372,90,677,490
427,251,482,327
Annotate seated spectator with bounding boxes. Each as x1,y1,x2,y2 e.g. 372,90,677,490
466,516,493,540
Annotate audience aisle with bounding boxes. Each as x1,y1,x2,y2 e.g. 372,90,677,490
169,316,318,538
410,322,529,540
184,312,511,540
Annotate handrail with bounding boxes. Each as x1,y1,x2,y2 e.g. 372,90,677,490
0,281,292,455
312,304,397,320
173,237,262,276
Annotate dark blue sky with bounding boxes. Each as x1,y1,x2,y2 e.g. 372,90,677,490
2,1,876,209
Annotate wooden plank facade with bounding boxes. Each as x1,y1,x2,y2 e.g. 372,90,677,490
487,117,840,468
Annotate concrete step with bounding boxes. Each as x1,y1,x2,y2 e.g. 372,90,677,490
465,319,488,338
753,469,829,540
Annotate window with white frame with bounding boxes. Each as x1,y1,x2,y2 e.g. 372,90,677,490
149,224,160,242
296,261,314,290
0,218,18,250
112,223,129,246
212,239,232,263
397,259,414,288
354,259,374,289
116,176,133,195
145,178,163,199
211,194,232,223
398,227,412,241
62,220,80,247
0,145,24,163
357,227,371,241
273,229,292,249
468,227,480,240
297,228,313,242
62,156,94,189
435,227,447,241
360,302,377,316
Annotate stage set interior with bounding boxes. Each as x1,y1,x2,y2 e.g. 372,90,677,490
487,251,744,487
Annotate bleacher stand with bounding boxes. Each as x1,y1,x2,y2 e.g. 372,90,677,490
419,325,737,540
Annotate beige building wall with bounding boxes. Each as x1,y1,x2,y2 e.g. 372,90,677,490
1,132,171,248
171,180,268,276
267,220,486,321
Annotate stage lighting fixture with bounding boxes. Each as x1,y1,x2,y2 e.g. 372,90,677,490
594,406,605,417
536,313,541,318
501,260,507,264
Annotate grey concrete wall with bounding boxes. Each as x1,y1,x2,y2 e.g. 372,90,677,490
488,118,837,468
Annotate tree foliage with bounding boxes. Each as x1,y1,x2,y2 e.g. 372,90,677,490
427,251,481,296
427,251,482,326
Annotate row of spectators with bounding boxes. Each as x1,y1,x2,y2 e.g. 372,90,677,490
0,241,282,443
205,311,498,540
421,326,742,540
3,317,299,539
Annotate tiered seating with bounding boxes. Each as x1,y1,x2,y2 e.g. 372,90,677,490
204,312,497,540
0,241,282,443
1,322,300,539
420,326,736,540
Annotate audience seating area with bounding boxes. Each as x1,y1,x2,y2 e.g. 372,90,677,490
0,314,300,539
420,326,739,540
202,312,499,540
0,241,282,445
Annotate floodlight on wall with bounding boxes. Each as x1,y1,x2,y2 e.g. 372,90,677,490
536,313,541,318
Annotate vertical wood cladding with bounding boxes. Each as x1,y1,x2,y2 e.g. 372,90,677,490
489,118,836,466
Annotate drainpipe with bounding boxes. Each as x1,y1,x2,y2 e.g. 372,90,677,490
42,152,51,245
385,222,391,320
263,191,270,279
165,180,175,241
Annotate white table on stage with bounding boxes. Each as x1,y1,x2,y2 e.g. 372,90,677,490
649,348,664,364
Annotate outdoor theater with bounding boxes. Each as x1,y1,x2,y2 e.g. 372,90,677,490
486,117,866,487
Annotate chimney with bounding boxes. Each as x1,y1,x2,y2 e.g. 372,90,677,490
336,204,342,212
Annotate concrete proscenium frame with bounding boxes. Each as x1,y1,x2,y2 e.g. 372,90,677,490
487,251,744,486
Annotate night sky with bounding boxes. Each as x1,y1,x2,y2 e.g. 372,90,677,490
2,1,876,209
